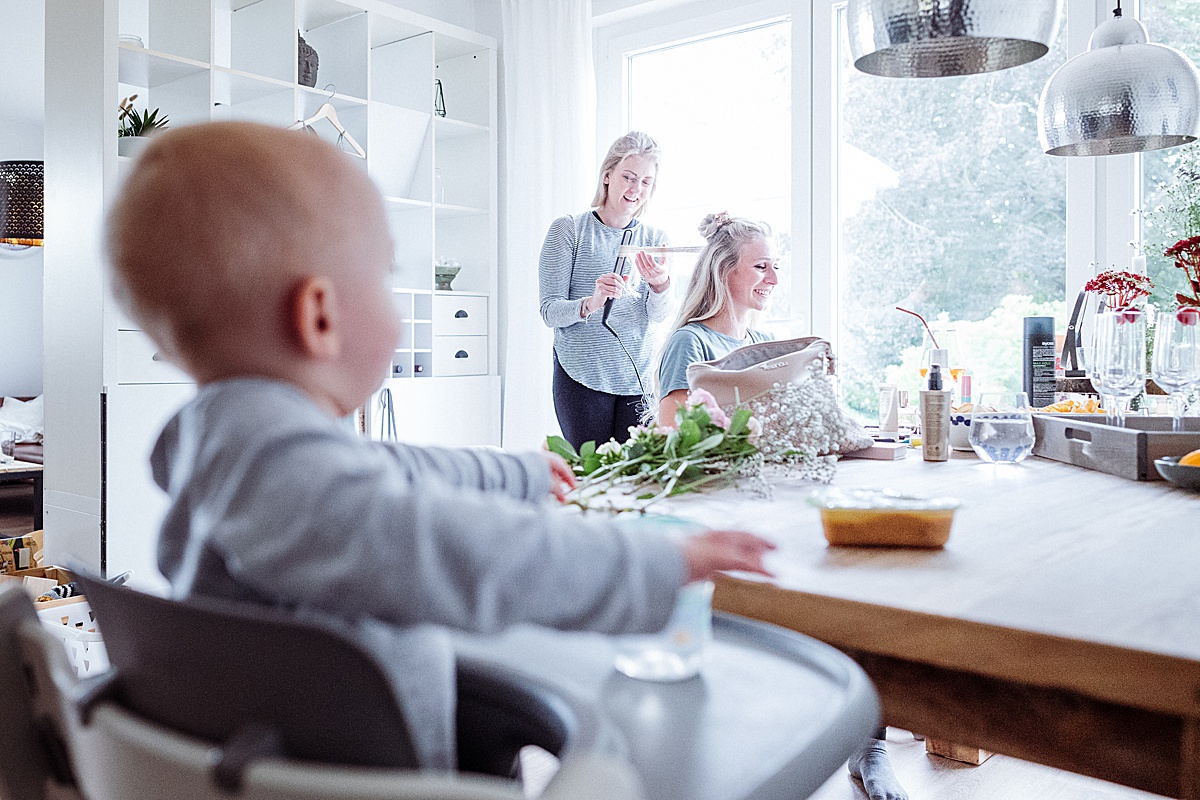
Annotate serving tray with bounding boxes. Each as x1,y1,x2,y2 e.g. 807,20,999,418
1032,414,1200,481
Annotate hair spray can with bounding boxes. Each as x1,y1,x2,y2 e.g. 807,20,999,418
1023,316,1056,409
921,364,950,462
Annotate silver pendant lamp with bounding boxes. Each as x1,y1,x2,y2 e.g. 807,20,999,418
846,0,1061,78
1038,2,1200,157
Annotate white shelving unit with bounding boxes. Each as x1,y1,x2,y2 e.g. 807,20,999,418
43,0,500,586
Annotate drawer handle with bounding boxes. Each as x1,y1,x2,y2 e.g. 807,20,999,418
455,350,469,359
152,352,165,362
454,310,468,318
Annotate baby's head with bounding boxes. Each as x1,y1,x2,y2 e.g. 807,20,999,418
107,121,399,416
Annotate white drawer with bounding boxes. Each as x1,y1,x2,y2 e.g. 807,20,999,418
433,294,487,336
116,330,191,384
433,336,488,377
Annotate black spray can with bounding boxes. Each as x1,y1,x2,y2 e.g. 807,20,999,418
1023,316,1056,409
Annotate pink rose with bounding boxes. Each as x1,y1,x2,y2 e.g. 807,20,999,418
687,388,730,429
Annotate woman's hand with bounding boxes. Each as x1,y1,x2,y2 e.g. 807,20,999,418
540,450,576,501
635,251,670,292
582,272,626,317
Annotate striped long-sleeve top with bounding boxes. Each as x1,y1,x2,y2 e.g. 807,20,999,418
538,211,672,395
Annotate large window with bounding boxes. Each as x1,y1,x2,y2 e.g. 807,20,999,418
1141,2,1200,309
833,5,1069,418
625,18,793,323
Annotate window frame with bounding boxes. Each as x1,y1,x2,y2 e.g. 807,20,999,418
595,0,1142,354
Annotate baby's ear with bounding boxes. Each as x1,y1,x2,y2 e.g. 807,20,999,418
290,275,341,359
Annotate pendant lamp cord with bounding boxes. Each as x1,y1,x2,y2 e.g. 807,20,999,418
1113,0,1122,17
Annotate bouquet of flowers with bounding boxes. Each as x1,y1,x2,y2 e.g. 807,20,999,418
1163,236,1200,311
1083,269,1154,312
546,389,770,512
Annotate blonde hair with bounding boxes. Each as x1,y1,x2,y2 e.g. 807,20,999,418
590,131,661,217
106,121,389,371
645,212,773,417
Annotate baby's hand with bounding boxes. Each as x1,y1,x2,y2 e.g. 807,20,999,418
540,450,576,502
681,530,775,582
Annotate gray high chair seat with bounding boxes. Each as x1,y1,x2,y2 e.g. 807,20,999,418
0,580,642,800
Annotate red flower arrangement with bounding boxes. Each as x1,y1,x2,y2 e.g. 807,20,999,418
1163,236,1200,312
1083,269,1154,311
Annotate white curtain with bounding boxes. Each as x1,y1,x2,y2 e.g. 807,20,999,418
499,0,597,449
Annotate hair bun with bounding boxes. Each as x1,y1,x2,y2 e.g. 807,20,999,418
698,211,733,240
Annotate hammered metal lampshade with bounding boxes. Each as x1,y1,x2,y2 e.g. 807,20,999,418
1038,8,1200,157
846,0,1061,78
0,161,44,247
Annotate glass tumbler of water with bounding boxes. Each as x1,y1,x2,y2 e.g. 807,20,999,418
614,579,714,681
0,431,15,463
968,392,1035,464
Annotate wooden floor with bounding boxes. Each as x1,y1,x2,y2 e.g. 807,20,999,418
807,729,1163,800
522,728,1165,799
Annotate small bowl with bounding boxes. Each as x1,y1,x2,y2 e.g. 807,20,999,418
948,412,972,451
434,265,461,291
1154,456,1200,490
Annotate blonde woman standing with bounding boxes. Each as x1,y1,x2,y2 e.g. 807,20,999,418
539,131,673,449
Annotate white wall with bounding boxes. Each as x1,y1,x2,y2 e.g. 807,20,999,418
0,0,46,397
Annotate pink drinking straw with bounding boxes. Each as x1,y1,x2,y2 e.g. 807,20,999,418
896,307,940,349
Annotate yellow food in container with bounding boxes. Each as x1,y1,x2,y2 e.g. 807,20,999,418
806,488,961,548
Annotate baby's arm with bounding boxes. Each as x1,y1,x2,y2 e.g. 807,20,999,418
681,529,775,581
379,441,552,502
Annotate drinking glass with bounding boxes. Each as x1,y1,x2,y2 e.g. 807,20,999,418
1078,344,1116,426
1092,310,1146,428
1152,309,1200,432
968,392,1035,464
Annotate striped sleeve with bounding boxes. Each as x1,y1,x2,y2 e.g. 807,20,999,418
539,216,587,328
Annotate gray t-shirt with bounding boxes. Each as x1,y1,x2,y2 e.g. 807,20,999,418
659,322,774,396
150,377,685,770
538,212,672,394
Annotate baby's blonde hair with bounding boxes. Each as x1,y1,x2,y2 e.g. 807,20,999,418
590,131,661,217
106,122,386,370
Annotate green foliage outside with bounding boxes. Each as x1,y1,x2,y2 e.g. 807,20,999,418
837,12,1067,419
1141,3,1200,309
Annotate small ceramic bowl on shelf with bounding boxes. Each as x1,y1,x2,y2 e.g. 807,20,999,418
1154,456,1200,490
434,265,461,291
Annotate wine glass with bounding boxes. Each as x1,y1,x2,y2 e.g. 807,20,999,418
1078,344,1116,426
1093,310,1146,428
1152,309,1200,432
968,392,1035,464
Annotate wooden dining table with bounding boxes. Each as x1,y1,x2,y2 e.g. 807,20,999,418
656,449,1200,799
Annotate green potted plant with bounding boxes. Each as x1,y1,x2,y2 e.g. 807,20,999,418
117,94,169,158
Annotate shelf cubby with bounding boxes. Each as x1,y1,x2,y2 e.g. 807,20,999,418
300,3,368,99
120,0,211,63
221,0,294,83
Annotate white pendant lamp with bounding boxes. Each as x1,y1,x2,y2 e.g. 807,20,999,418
1038,2,1200,157
847,0,1061,78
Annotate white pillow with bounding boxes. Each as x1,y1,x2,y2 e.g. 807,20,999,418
0,396,44,443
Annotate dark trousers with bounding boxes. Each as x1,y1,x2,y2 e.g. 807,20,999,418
552,355,644,450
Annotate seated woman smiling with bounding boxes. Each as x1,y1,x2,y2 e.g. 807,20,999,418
652,212,778,426
649,212,908,800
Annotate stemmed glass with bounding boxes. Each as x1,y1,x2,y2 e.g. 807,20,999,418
1078,344,1115,426
1092,310,1146,428
1151,309,1200,431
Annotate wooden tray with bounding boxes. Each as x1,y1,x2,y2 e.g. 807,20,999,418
1032,414,1200,481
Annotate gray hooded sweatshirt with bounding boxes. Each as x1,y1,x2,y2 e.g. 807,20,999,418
150,378,685,769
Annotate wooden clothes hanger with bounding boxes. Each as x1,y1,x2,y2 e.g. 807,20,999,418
288,102,366,159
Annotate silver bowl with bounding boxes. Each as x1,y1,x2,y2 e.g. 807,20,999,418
1154,456,1200,491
